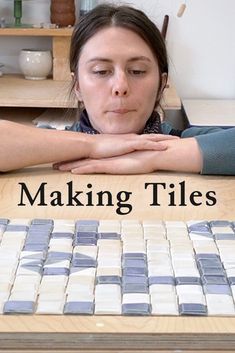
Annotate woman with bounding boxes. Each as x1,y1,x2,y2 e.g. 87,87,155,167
1,4,234,174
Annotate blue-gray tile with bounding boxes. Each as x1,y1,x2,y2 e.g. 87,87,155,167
6,225,29,232
64,301,94,314
195,254,220,260
122,303,150,315
175,277,201,285
0,218,9,225
122,259,147,268
43,267,70,276
31,219,54,225
179,303,207,316
98,232,121,239
149,276,175,285
122,253,147,261
3,301,35,314
122,267,148,276
203,284,232,295
210,220,232,227
214,234,235,240
51,232,74,238
201,275,228,285
72,258,97,268
96,275,121,285
76,220,99,226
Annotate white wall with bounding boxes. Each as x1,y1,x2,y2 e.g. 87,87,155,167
0,0,235,99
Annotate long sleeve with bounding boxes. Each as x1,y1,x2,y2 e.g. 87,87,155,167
193,128,235,175
171,123,235,175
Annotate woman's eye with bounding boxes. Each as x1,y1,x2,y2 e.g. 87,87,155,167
93,70,110,76
130,70,146,75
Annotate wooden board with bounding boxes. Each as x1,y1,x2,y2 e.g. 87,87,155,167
0,75,76,108
0,170,235,351
0,169,234,222
0,316,235,351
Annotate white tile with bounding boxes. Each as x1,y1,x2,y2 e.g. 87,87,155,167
67,292,94,303
206,294,235,315
36,300,65,314
0,300,6,314
149,284,175,294
8,218,31,225
121,220,141,225
69,267,96,277
12,282,39,293
151,301,178,315
0,266,16,278
211,226,234,234
0,292,10,301
14,274,41,287
16,266,40,276
122,293,150,304
95,301,121,315
20,250,45,260
95,284,121,301
173,268,200,277
67,275,95,285
176,285,203,295
97,257,121,267
66,283,94,295
0,248,20,259
44,259,70,269
178,293,206,305
226,268,235,277
148,266,173,277
123,243,146,253
73,245,98,258
9,291,37,302
0,282,12,293
147,252,170,261
99,220,121,227
38,292,66,302
96,267,122,277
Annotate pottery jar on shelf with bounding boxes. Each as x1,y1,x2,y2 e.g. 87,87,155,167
50,0,76,27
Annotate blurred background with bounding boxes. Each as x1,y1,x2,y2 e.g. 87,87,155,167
0,0,235,99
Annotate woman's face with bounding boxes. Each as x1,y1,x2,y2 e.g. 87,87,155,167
76,26,162,134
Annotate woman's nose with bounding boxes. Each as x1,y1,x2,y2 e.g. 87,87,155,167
111,72,130,97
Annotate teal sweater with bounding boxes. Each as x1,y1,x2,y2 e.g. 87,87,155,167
162,122,235,175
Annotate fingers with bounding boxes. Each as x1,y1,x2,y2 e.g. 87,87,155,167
129,134,178,151
71,160,116,174
138,134,179,141
55,160,86,171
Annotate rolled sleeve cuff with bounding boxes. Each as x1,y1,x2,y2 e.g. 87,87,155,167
194,128,235,175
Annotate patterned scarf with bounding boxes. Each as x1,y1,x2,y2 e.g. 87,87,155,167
79,110,162,134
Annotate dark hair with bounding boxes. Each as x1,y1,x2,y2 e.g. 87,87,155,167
70,3,168,110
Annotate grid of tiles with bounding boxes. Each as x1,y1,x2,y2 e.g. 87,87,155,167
0,218,235,316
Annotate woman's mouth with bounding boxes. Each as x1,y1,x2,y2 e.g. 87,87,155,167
109,109,134,114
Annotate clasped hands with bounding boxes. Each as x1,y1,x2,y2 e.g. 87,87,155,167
53,133,179,174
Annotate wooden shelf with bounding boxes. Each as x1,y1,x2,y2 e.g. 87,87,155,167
0,74,76,108
0,27,73,81
0,27,73,37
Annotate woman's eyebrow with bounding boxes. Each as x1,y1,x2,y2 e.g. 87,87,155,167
86,56,152,63
127,56,152,63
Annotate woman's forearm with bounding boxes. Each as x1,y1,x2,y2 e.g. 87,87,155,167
0,120,173,172
0,120,90,171
153,137,203,173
